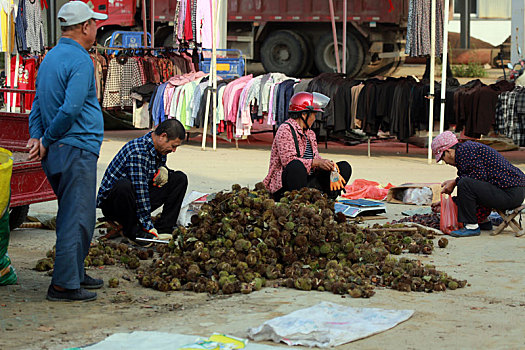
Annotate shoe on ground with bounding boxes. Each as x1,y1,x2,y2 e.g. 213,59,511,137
479,221,493,231
450,227,481,237
156,233,173,240
132,231,156,247
46,285,97,302
81,273,103,289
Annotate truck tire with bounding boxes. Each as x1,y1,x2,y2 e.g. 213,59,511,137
294,31,315,76
314,32,365,77
362,44,405,76
9,205,29,231
163,32,175,48
260,30,307,76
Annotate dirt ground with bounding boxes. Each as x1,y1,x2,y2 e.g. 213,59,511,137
2,128,525,350
2,65,525,349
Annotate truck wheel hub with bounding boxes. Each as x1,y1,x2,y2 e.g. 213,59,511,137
272,44,290,62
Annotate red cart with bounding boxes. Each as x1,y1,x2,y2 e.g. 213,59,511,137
0,88,56,230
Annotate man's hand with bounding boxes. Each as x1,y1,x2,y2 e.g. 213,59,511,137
313,158,334,171
39,138,47,160
142,227,171,240
153,166,169,187
142,227,159,238
26,138,41,161
441,179,456,194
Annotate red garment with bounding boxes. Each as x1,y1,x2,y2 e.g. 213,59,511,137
5,56,36,111
263,118,322,193
184,0,193,41
342,179,394,200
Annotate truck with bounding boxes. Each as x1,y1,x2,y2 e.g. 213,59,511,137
87,0,408,77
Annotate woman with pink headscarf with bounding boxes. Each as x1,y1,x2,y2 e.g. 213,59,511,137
431,131,525,237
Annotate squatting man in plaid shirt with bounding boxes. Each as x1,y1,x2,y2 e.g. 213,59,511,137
97,119,188,244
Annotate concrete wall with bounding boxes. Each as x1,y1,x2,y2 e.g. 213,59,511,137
448,19,511,47
477,0,511,19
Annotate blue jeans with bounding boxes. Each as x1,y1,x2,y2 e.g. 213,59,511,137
42,143,98,289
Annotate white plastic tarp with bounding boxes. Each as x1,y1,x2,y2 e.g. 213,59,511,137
247,302,414,347
176,190,209,226
82,332,286,350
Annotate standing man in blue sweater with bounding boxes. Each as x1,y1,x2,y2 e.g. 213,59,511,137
27,1,107,302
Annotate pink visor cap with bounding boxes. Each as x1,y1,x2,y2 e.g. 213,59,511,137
431,131,458,162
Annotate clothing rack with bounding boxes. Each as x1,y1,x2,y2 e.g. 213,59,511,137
95,45,196,56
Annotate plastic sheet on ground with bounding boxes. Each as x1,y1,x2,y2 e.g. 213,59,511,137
247,302,414,347
402,187,433,206
82,332,286,350
177,191,209,226
401,207,433,216
342,179,394,201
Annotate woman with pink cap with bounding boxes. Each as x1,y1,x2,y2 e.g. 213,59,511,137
431,131,525,237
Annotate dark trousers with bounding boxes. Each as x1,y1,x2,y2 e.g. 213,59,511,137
99,170,188,237
456,177,525,224
42,143,98,289
275,159,352,200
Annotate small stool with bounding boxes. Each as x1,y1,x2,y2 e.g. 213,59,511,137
491,205,525,237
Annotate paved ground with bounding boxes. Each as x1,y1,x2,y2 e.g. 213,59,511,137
2,130,524,349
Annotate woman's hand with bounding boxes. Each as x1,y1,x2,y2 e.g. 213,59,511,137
441,179,456,194
313,158,334,171
431,201,441,213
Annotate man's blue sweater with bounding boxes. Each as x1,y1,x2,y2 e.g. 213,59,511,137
29,37,103,156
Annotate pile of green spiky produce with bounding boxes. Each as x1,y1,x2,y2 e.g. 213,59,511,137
137,184,466,297
35,242,153,272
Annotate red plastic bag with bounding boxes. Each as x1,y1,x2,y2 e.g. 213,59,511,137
440,193,460,234
342,179,394,200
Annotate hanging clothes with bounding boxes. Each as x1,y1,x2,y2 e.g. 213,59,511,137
495,86,525,147
184,0,193,41
102,55,143,109
275,79,298,126
4,55,36,109
150,82,168,126
222,74,253,123
163,71,206,115
24,0,46,54
1,0,16,52
307,73,347,136
405,0,444,57
14,0,27,52
196,0,214,49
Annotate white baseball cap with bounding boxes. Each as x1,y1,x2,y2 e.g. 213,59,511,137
58,1,108,26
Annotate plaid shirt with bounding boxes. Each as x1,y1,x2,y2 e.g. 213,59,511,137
97,132,166,230
495,86,525,147
102,57,142,109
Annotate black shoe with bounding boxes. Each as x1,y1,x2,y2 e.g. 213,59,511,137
46,285,97,302
81,273,103,289
479,221,493,231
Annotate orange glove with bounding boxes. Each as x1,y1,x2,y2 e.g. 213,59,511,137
329,163,346,192
153,166,169,187
142,227,159,238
